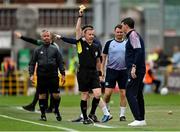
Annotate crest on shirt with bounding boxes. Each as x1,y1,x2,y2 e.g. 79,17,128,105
128,78,131,82
105,82,109,86
40,51,43,54
95,51,98,56
86,47,89,50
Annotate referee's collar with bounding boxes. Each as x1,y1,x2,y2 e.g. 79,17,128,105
82,37,93,46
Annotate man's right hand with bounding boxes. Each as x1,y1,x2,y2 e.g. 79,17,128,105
61,75,66,86
14,31,22,38
79,4,86,15
54,34,61,39
131,67,137,79
30,75,35,85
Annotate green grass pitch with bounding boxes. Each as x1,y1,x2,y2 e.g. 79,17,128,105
0,93,180,131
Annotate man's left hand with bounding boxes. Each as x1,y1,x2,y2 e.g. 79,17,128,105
61,75,66,86
131,67,137,79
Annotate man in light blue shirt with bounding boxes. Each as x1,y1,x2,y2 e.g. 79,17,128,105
101,24,127,122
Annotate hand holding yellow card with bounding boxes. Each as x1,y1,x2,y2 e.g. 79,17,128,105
79,4,86,12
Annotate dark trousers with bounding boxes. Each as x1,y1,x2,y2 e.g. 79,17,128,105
126,72,145,121
30,89,54,109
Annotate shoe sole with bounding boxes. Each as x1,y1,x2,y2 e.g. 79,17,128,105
128,123,147,126
128,124,146,126
102,116,113,123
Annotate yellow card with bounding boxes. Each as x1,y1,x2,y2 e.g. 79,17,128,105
79,4,86,12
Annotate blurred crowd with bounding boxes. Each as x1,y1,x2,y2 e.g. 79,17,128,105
143,45,180,93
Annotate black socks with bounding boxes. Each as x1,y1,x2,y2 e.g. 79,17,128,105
90,97,100,115
80,100,88,119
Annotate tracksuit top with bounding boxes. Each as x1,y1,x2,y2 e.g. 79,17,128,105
29,44,65,78
125,30,146,73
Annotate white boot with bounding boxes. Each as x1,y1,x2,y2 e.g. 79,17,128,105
128,120,147,126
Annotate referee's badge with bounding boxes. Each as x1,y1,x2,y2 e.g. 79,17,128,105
128,78,131,82
105,82,109,86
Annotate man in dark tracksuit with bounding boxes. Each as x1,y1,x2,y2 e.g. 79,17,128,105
121,17,147,126
29,31,65,121
14,31,60,113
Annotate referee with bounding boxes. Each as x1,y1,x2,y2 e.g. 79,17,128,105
75,9,102,124
55,27,111,123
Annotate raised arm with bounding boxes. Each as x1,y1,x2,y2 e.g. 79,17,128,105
76,10,83,40
14,31,42,46
55,34,77,44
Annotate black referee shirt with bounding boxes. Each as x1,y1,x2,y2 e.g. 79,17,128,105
76,38,101,69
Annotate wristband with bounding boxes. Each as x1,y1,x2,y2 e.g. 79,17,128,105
78,15,83,18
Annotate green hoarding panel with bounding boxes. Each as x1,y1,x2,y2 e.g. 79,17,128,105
18,49,30,70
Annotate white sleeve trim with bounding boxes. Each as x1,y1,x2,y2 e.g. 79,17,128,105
129,31,141,49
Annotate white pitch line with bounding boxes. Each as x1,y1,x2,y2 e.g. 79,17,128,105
93,123,117,128
16,107,117,129
0,114,78,132
16,106,40,113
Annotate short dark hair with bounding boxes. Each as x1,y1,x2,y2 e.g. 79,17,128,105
40,30,52,37
82,25,94,31
114,24,122,30
121,17,135,29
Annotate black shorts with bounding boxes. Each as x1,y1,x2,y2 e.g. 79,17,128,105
89,81,105,94
105,68,127,89
77,69,101,92
37,76,60,94
100,81,105,93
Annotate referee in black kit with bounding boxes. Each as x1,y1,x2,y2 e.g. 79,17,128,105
74,7,102,124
